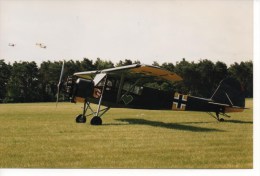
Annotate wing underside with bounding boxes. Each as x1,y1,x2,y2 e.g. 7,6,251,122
73,64,183,82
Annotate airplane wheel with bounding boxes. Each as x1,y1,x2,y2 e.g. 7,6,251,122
90,116,102,125
219,118,225,122
75,114,86,123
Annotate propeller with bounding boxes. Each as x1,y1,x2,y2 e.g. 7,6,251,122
56,60,65,107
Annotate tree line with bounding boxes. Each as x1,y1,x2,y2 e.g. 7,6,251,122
0,58,253,103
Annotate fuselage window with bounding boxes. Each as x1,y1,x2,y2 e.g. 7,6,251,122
106,80,114,91
122,82,143,95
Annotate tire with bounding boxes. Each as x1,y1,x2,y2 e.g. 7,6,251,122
90,116,102,125
75,114,86,123
219,118,225,122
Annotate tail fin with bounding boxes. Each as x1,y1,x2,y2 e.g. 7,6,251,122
211,77,245,108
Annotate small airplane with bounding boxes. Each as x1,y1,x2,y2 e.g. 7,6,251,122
8,43,15,47
57,62,246,125
36,43,47,49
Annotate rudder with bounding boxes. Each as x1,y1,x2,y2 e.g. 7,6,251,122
211,77,245,108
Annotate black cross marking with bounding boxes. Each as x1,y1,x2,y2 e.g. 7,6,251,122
173,94,187,109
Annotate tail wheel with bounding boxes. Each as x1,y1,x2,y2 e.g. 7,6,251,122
91,116,102,125
76,114,86,123
219,118,225,122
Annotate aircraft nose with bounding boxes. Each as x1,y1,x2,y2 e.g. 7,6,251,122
65,77,95,102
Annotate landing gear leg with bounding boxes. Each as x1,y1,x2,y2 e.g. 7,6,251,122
75,75,111,125
216,111,224,122
90,75,108,126
207,111,225,122
75,100,88,123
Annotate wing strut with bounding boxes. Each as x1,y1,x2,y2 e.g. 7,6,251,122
116,73,125,104
90,74,110,125
96,74,108,116
225,92,234,106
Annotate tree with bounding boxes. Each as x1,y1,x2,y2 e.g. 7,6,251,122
38,61,51,101
0,58,253,103
0,60,12,102
94,58,114,70
6,61,40,102
116,59,133,66
174,59,200,95
228,61,253,97
214,61,228,86
161,62,175,72
174,59,228,97
196,59,216,97
152,61,160,67
38,60,69,101
81,58,96,71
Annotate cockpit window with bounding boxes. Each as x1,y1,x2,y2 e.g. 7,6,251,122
123,82,143,95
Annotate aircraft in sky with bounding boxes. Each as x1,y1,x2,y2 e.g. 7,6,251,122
57,63,246,125
8,43,15,47
36,43,47,49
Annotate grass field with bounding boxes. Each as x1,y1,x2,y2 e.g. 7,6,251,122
0,99,253,168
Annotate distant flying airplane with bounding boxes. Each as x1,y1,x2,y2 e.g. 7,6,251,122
36,43,47,49
56,63,246,125
8,43,15,47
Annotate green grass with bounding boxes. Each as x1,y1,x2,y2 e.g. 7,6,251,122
0,99,253,168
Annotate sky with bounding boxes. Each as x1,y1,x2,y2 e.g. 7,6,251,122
0,0,253,66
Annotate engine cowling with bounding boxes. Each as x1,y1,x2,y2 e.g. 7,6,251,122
65,76,94,103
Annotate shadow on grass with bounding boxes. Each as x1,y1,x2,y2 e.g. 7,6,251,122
224,119,253,124
180,121,214,124
102,123,129,126
115,118,224,132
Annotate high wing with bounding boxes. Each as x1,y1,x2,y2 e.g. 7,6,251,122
73,64,183,82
